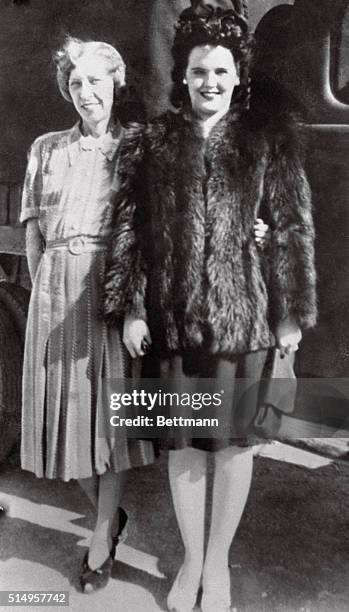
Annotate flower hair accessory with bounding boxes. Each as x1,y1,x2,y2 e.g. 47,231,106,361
190,0,248,20
177,2,249,42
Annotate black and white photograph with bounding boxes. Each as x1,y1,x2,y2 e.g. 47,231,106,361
0,1,348,611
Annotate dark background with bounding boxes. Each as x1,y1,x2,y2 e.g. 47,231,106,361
0,0,290,182
0,0,349,378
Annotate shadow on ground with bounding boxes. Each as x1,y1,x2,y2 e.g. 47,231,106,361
0,447,348,611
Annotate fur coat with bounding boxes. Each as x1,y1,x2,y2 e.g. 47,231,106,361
104,110,317,357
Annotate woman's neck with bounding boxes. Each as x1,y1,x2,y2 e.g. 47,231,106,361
81,118,111,138
196,107,229,138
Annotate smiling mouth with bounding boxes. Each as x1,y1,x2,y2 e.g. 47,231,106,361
200,91,220,99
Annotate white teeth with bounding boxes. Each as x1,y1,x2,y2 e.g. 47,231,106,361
201,92,220,97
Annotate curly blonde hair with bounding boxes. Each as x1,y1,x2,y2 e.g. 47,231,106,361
55,37,126,103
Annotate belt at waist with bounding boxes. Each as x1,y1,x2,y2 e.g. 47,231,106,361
45,235,108,255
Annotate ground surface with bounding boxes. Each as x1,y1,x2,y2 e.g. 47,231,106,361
0,444,348,612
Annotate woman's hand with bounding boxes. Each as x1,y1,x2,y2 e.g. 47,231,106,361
275,316,302,358
123,313,152,359
254,218,270,249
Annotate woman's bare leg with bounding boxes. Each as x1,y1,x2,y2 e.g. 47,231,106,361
78,476,98,509
202,446,253,612
79,471,125,569
167,447,207,611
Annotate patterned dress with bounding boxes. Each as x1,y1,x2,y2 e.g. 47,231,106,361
20,122,154,481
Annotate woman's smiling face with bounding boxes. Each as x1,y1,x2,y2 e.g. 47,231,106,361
185,44,240,119
68,54,114,129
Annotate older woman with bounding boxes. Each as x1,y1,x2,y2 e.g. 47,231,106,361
104,2,317,611
20,37,154,592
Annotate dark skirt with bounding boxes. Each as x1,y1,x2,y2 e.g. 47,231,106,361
143,349,268,452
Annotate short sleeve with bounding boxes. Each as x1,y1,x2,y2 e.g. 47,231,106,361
20,139,43,224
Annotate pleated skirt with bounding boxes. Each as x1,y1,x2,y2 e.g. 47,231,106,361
21,248,155,480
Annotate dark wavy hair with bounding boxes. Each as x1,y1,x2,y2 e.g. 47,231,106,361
170,10,254,111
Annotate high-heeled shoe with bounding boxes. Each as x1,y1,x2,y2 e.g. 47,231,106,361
167,564,201,612
80,551,114,594
80,506,128,593
112,506,128,557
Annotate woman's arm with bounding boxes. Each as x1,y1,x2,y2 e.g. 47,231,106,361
104,126,147,313
104,124,151,356
26,218,44,283
104,190,151,357
20,138,44,284
105,193,151,358
264,122,317,336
